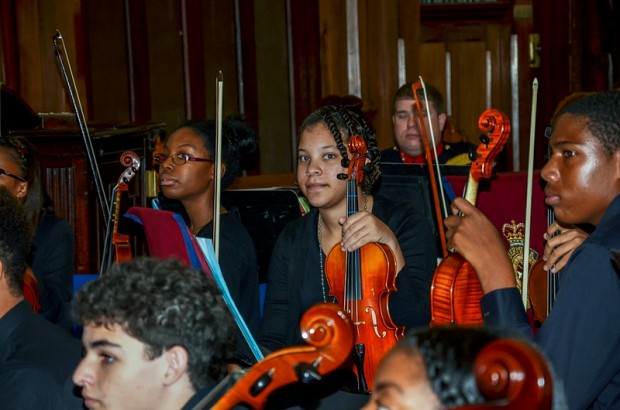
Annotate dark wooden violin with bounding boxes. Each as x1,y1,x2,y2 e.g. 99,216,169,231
527,209,561,327
430,109,510,326
110,151,140,264
210,303,354,409
324,135,403,393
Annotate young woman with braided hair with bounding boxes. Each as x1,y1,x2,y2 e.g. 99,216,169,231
0,136,75,332
258,105,437,407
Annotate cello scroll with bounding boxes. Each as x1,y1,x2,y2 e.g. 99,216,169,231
211,303,354,409
451,339,553,410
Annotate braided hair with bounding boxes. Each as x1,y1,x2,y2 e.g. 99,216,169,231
0,136,45,228
299,105,381,195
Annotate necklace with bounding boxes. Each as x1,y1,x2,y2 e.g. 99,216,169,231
318,214,327,302
317,195,367,303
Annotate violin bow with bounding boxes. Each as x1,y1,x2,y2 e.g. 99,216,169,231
413,77,449,257
521,78,539,308
201,73,264,362
213,71,224,260
52,30,110,223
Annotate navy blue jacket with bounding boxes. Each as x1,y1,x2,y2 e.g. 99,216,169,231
0,300,83,409
482,194,620,409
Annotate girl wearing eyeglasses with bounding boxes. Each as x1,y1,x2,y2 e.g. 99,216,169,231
0,136,75,333
154,117,261,367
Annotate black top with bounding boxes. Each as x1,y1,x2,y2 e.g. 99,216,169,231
482,194,620,409
153,195,262,364
0,300,83,409
29,212,75,333
259,194,437,352
196,213,262,365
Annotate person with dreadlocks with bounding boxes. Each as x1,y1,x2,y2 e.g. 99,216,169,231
0,136,75,332
257,104,437,407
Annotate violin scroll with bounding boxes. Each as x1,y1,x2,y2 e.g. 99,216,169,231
111,151,141,264
118,151,141,187
471,109,511,183
346,135,368,182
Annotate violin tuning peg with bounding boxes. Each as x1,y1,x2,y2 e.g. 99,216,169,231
479,134,490,145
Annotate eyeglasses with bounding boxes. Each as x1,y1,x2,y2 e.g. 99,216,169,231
153,153,214,166
0,167,26,183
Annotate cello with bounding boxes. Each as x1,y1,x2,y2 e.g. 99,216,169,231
324,135,403,393
210,303,354,409
451,338,554,409
430,109,510,326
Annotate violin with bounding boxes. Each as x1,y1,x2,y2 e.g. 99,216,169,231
211,303,354,409
324,135,403,393
111,151,140,263
430,109,510,326
527,209,561,327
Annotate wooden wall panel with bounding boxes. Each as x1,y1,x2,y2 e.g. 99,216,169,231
10,0,85,114
254,0,292,174
202,0,239,120
418,42,447,102
359,0,399,150
144,1,185,127
398,0,422,82
289,0,321,130
451,40,487,145
85,0,130,122
318,0,348,98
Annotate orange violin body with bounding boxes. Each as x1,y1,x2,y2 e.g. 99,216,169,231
325,240,404,391
430,254,484,325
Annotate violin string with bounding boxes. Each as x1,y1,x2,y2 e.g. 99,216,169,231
316,188,368,308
